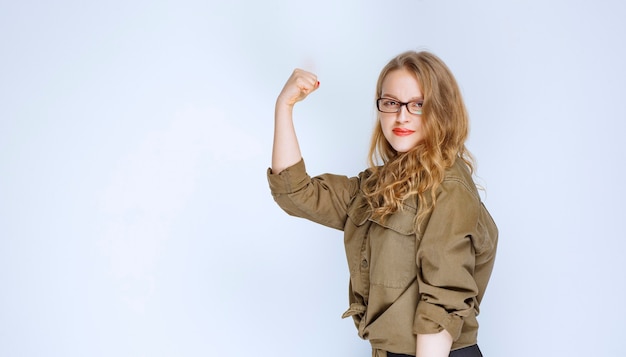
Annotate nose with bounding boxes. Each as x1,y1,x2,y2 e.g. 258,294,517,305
395,105,410,123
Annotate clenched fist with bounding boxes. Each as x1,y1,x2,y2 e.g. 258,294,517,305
276,68,320,107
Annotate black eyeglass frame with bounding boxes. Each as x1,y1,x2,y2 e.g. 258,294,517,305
376,97,424,115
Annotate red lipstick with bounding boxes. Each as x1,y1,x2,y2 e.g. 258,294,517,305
392,128,415,136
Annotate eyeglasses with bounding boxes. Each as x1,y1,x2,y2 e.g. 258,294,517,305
376,98,423,115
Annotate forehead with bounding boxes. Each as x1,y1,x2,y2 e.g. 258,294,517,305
381,68,422,97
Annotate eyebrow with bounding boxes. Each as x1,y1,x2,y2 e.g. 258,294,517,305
380,94,424,101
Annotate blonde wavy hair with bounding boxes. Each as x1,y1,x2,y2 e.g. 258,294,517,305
363,51,474,226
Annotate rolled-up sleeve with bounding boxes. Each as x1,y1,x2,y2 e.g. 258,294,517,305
267,159,359,230
413,178,481,341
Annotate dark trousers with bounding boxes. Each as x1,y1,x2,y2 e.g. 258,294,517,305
387,344,483,357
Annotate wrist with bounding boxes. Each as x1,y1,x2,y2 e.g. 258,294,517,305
275,98,295,114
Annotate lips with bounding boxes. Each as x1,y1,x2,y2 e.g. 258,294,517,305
392,128,415,136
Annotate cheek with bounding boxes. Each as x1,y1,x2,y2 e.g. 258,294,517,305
379,119,394,139
379,116,393,130
414,117,425,134
377,117,386,132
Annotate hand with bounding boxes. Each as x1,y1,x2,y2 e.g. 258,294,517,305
276,69,320,107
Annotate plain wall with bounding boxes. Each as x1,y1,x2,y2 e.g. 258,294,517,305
1,1,625,356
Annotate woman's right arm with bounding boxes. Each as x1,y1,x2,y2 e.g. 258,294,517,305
269,70,358,229
271,69,319,174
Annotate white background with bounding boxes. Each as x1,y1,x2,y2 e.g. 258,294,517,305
1,1,625,356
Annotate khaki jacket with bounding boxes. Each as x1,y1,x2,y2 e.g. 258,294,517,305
267,158,498,354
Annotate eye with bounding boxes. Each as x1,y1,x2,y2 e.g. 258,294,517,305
409,101,423,109
382,99,399,107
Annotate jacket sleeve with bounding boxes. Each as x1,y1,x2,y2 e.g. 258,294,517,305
267,159,360,231
413,177,481,341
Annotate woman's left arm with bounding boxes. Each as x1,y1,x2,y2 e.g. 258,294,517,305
413,178,482,352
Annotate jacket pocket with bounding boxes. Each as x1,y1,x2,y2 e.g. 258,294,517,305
368,204,418,288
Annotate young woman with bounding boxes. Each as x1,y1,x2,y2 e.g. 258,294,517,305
268,51,498,357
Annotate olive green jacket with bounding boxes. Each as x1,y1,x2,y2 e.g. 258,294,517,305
267,158,498,354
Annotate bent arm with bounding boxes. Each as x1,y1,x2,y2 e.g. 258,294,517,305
271,69,319,174
414,179,482,351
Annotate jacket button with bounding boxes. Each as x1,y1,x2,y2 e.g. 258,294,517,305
361,259,369,269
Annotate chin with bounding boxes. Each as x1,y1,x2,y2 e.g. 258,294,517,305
391,144,418,153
